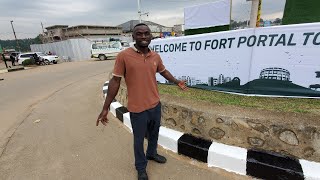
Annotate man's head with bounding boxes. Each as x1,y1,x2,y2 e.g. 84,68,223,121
132,23,152,48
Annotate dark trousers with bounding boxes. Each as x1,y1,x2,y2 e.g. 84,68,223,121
130,102,161,172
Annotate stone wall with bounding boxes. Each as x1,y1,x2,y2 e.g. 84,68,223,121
113,76,320,162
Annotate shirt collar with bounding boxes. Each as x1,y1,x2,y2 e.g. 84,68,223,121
131,44,152,54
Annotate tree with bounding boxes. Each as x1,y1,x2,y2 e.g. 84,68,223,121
274,18,282,24
0,35,42,52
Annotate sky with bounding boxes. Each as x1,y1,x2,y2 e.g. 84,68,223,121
0,0,286,40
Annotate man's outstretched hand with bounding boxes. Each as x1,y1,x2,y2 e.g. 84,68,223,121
178,81,188,90
96,109,109,126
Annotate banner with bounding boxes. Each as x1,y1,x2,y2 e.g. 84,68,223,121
150,23,320,98
184,0,231,30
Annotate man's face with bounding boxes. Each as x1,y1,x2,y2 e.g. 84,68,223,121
132,25,152,47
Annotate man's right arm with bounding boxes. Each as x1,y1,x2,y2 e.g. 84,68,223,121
102,76,121,111
96,76,121,126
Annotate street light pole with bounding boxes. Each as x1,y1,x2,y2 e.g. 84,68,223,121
10,20,20,52
137,0,149,23
138,0,141,23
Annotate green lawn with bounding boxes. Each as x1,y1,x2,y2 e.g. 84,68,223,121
158,84,320,114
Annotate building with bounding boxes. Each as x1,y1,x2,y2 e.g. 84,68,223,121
259,67,290,81
41,25,123,43
173,24,184,36
118,20,173,38
218,74,225,84
208,77,214,86
225,77,232,83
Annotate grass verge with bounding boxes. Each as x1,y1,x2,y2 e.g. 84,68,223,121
158,84,320,114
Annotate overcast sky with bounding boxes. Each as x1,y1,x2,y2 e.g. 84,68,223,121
0,0,286,40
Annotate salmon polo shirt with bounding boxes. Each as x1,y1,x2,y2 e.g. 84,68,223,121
112,46,166,113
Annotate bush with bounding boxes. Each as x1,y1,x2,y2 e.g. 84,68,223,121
22,58,35,66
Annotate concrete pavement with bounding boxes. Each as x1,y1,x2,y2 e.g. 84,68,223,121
0,60,249,179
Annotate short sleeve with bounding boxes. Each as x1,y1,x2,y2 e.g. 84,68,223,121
113,53,125,77
157,56,166,73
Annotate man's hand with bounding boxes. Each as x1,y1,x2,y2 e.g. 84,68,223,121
96,109,109,126
178,81,188,90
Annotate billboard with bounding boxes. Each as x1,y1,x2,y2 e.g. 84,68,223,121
184,0,230,30
150,23,320,98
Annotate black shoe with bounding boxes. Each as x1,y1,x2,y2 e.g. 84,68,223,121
146,154,167,164
138,171,148,180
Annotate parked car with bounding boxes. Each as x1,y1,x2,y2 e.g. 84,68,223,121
3,49,16,59
36,52,59,64
10,52,20,62
17,52,60,65
91,41,130,60
16,53,36,64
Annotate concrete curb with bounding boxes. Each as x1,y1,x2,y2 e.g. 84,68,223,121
103,81,320,180
0,69,8,74
0,66,25,74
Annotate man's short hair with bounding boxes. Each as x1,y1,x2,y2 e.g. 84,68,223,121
133,23,150,34
134,23,149,29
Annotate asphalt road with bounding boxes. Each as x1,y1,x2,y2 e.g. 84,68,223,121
0,60,250,180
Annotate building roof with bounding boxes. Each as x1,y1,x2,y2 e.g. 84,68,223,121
45,25,68,30
117,20,170,32
67,25,122,30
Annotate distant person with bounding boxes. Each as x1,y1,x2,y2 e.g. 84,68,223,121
48,51,52,55
33,53,40,65
96,23,187,180
10,54,15,66
1,53,9,68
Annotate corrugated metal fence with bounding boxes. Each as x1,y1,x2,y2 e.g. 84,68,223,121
30,39,92,61
30,36,133,61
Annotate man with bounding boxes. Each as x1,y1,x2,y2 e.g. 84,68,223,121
33,53,40,65
10,53,15,66
1,53,8,68
96,23,187,180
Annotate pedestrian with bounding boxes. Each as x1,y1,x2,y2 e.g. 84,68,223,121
10,53,15,66
33,53,40,65
96,23,187,180
48,51,52,55
1,53,8,68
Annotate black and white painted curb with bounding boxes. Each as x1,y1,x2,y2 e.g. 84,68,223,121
103,81,320,180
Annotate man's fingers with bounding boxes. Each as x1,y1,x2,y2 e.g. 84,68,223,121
101,119,107,126
182,85,188,89
178,82,188,90
96,119,100,126
101,121,106,126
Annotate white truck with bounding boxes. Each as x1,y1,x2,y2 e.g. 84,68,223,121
91,41,130,60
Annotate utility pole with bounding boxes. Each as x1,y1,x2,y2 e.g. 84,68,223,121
247,0,262,28
41,22,45,33
41,22,47,43
256,0,262,27
137,0,149,23
10,20,20,52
